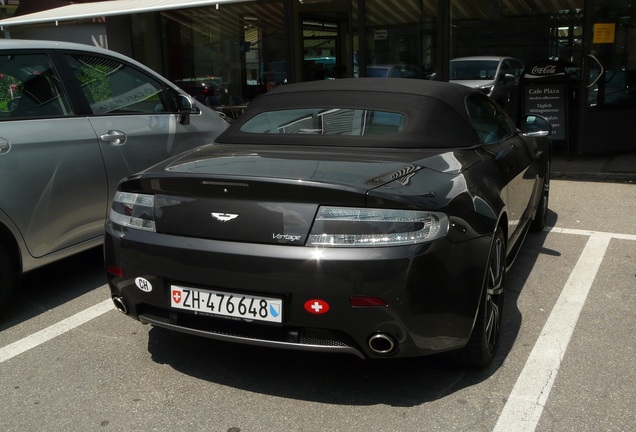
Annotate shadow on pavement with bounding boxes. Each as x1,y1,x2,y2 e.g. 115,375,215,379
145,211,559,407
0,246,106,330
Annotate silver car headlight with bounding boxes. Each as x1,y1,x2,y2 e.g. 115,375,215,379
109,192,156,232
307,206,448,247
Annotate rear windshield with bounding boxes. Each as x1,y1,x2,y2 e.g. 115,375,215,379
240,108,405,136
217,90,479,148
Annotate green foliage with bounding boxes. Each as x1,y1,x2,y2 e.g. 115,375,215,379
0,74,20,112
78,64,112,102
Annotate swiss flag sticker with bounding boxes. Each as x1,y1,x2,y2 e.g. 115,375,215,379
172,289,182,304
304,299,330,315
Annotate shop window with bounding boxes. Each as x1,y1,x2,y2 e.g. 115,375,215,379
157,1,287,106
364,0,437,80
451,1,584,69
586,14,636,108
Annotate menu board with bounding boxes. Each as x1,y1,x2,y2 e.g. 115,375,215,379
523,83,567,141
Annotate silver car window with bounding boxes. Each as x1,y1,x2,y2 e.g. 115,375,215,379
0,53,72,119
64,54,169,115
501,60,513,76
451,60,499,80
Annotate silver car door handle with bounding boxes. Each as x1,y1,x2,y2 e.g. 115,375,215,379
100,130,127,146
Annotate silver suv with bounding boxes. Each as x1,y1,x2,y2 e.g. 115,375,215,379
450,56,524,122
0,39,228,312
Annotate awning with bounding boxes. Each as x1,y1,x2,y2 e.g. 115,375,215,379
0,0,252,29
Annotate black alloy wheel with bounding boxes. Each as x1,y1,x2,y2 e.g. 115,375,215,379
456,226,506,368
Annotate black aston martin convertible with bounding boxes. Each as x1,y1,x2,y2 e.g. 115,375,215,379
105,78,551,368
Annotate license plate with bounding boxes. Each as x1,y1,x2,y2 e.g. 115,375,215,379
170,285,283,323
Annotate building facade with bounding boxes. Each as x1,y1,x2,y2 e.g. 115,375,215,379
1,0,634,154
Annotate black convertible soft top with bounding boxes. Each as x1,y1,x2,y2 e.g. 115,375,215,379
216,78,483,149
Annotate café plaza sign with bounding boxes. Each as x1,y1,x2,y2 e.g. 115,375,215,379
522,61,568,141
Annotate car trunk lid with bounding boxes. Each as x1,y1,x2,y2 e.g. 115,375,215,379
151,176,366,245
133,144,477,245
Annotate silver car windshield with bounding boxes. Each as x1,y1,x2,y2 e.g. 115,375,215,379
450,60,499,80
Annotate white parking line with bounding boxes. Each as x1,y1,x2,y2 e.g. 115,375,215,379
547,226,636,241
0,299,113,364
493,229,617,432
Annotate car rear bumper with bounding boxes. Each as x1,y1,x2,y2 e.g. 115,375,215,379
105,222,492,359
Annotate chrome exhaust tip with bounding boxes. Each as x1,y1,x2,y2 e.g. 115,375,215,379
112,296,128,314
368,333,397,355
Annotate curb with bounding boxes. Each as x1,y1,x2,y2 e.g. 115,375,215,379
552,171,636,184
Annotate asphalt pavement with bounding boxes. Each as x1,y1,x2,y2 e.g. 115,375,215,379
552,148,636,183
1,177,634,432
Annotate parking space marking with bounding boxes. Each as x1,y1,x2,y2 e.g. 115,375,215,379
494,228,622,432
547,226,636,241
0,299,112,364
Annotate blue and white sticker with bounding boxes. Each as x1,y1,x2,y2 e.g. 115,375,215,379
135,277,153,292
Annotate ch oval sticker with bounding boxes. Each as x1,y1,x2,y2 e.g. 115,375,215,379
304,299,330,315
135,277,153,292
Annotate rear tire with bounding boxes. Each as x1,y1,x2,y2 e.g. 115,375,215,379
530,160,550,232
0,243,16,314
455,226,506,368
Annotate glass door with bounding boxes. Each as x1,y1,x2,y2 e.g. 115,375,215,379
579,0,636,153
297,0,354,82
302,19,341,81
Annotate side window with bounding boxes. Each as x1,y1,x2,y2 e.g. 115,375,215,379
0,53,72,120
512,60,524,77
500,60,513,77
64,54,170,115
467,95,514,145
501,60,523,78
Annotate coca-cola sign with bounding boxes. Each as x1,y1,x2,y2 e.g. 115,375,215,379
524,61,566,78
531,65,558,75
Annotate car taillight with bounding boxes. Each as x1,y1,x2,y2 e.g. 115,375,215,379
350,296,388,307
109,192,156,232
307,206,448,247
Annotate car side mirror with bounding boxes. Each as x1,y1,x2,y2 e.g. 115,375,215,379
521,114,552,137
500,73,516,82
177,94,196,125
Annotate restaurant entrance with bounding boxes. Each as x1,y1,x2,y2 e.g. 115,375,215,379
578,0,635,153
448,0,634,153
297,0,357,83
